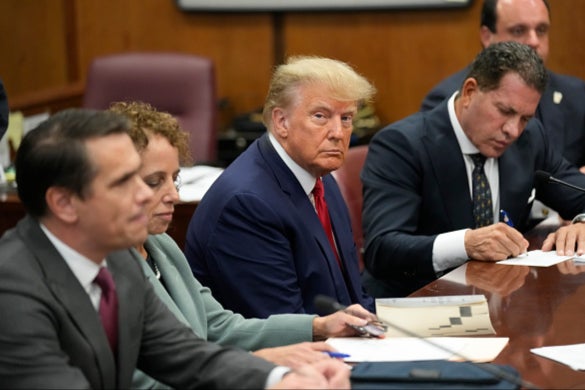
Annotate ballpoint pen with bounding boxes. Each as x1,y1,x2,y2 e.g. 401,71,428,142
500,209,514,227
324,351,351,359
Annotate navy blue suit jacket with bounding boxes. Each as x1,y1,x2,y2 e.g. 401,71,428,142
421,67,585,167
362,100,585,297
185,134,374,318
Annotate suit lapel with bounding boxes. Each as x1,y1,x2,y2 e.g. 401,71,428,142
423,106,475,228
17,217,116,388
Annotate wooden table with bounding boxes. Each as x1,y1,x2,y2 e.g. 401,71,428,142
0,188,198,250
410,222,585,389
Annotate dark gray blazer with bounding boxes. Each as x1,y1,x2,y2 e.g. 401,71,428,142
362,100,585,297
421,67,585,167
0,216,275,389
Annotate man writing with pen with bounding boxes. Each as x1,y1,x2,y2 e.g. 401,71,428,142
360,42,585,298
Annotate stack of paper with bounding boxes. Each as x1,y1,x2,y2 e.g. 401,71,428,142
375,295,495,337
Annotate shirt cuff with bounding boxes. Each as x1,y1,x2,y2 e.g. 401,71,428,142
265,366,291,389
432,229,469,273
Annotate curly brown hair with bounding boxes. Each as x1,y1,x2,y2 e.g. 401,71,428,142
108,101,192,166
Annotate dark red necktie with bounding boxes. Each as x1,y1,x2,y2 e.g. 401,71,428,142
94,267,119,355
313,179,342,269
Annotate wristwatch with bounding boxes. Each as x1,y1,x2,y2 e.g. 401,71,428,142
571,213,585,224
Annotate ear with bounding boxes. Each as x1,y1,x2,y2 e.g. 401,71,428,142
45,187,79,224
479,26,492,49
271,108,289,139
459,77,479,107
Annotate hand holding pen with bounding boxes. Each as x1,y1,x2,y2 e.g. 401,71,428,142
464,210,528,261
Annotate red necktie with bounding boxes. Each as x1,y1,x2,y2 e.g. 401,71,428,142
313,178,342,269
94,267,119,355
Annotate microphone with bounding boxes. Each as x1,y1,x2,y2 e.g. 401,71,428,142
314,294,349,315
314,294,538,390
535,170,585,193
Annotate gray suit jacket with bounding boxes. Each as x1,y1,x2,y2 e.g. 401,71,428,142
362,100,585,297
0,216,275,389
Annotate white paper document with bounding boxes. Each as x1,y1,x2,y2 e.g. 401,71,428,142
531,343,585,370
497,250,573,267
375,295,495,337
326,337,509,363
178,165,224,202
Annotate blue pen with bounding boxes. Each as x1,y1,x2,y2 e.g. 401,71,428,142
500,209,514,227
324,351,351,359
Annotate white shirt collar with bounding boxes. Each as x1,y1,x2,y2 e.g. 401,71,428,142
268,132,317,195
39,223,105,293
447,91,480,155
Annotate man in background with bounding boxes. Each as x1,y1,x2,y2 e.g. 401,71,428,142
421,0,585,171
186,56,376,318
362,42,585,298
0,108,349,389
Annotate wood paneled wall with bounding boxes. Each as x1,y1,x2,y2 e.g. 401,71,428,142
1,0,584,130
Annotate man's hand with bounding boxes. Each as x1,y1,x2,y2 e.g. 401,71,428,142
253,342,334,369
270,359,351,389
465,223,528,261
312,304,379,340
542,222,585,256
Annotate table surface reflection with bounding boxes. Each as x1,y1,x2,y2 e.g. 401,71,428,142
410,222,585,389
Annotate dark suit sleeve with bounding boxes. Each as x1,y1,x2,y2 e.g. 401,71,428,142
0,78,9,140
420,69,467,112
190,192,307,318
361,124,437,294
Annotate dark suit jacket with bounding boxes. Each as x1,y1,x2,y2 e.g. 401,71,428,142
361,100,585,297
185,134,374,318
0,216,275,389
421,67,585,167
0,78,8,141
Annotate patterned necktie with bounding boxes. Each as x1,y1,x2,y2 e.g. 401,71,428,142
313,179,342,269
94,266,119,355
470,153,493,228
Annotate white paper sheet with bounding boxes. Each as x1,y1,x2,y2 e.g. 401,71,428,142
178,165,224,202
497,250,573,267
531,343,585,370
326,337,509,363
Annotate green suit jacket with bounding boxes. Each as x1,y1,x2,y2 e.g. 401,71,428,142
133,233,315,388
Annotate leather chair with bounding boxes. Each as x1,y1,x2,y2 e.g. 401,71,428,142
83,52,217,164
332,145,369,271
